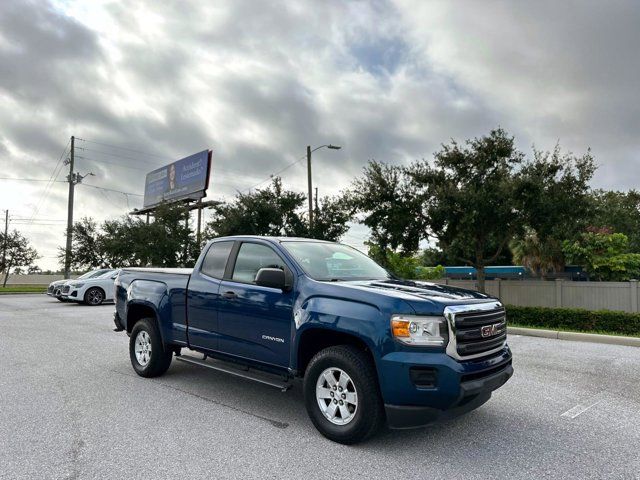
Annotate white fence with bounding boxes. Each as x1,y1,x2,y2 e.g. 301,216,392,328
4,274,64,285
435,279,640,313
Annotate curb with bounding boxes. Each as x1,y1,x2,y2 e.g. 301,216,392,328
507,326,640,348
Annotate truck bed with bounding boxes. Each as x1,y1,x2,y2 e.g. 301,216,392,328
120,267,193,275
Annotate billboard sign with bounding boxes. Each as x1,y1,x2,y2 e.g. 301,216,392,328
143,150,211,209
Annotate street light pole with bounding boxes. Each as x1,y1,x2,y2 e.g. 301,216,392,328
306,144,341,231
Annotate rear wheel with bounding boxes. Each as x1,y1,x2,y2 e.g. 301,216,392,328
303,345,384,444
129,318,173,377
84,287,104,306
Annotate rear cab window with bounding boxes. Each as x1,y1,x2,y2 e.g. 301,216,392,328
201,241,234,279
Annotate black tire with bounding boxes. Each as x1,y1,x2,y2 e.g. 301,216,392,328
56,296,66,302
129,318,173,378
303,345,384,444
84,287,105,306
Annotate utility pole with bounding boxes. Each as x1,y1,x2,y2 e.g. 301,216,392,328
315,187,319,211
307,145,313,229
1,210,8,274
64,136,75,279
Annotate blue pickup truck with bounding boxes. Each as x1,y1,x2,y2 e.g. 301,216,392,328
114,236,512,444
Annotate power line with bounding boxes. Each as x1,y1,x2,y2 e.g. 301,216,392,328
76,155,148,172
76,137,172,160
80,183,143,197
12,218,66,222
243,154,307,192
0,177,66,182
77,147,160,166
75,138,303,192
28,140,71,225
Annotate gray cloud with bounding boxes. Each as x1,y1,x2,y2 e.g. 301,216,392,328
0,0,639,269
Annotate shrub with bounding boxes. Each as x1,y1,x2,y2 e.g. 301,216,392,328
506,305,640,337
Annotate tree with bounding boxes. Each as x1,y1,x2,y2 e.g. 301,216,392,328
590,190,640,253
206,177,351,242
366,242,444,280
60,203,200,270
57,217,109,270
512,144,596,270
100,216,140,267
207,177,308,238
510,230,564,277
409,128,525,292
562,229,640,281
0,230,39,286
345,161,425,260
309,195,352,241
139,202,199,267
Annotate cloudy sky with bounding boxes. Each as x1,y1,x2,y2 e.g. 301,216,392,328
1,0,639,270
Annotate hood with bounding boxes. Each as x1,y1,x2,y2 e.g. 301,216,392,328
336,279,494,313
49,279,68,287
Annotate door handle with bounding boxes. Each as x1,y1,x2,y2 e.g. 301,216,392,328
222,291,237,299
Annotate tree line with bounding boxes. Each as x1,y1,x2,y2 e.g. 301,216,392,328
62,128,640,292
0,230,39,286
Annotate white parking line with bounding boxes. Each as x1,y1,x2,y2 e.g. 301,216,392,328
561,400,602,419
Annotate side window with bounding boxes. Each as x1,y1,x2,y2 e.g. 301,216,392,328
201,241,234,279
232,243,286,284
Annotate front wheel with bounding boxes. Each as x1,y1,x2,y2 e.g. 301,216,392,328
129,318,173,377
84,287,104,306
303,345,384,444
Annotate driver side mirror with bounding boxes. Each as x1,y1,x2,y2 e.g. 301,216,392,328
255,268,287,290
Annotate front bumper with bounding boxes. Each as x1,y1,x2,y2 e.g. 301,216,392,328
379,345,513,429
385,362,513,429
61,289,79,300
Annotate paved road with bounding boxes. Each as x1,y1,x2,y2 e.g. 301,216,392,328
0,294,639,479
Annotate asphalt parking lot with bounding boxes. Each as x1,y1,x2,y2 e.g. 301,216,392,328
0,294,639,479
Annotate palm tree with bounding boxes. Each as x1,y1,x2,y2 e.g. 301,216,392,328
510,231,564,278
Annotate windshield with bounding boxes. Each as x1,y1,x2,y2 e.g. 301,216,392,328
282,241,391,281
78,269,112,280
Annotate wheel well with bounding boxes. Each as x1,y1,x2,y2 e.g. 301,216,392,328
85,286,105,295
126,304,157,334
297,329,372,376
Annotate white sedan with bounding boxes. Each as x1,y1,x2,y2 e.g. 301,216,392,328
60,269,120,306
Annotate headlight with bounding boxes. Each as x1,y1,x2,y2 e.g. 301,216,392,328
391,315,449,347
71,283,84,288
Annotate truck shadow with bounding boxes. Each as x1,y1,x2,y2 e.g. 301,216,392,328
158,360,511,450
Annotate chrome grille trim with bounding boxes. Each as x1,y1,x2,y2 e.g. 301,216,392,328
444,301,507,361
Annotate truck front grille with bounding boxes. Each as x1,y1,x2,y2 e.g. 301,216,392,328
444,302,507,360
455,307,507,357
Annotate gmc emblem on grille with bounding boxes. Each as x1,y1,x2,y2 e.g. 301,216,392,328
481,323,501,338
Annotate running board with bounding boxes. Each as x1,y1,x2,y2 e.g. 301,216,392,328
175,355,292,392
